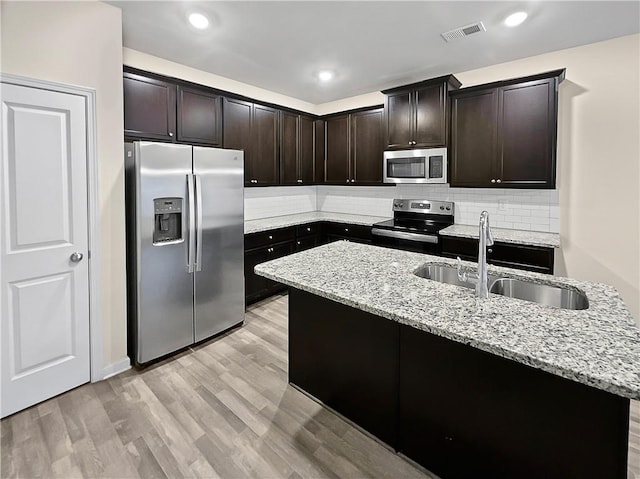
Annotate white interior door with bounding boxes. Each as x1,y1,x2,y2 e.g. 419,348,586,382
1,82,91,418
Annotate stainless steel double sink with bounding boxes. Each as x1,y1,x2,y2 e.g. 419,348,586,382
414,264,589,310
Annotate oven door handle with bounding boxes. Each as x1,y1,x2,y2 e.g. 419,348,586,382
371,228,439,244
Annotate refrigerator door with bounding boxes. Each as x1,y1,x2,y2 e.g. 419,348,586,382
135,141,195,363
193,147,245,341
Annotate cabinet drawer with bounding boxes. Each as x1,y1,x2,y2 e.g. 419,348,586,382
325,223,372,241
440,236,554,274
295,235,320,252
296,222,323,238
245,227,295,250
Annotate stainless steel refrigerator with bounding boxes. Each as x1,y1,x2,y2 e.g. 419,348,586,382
125,141,244,365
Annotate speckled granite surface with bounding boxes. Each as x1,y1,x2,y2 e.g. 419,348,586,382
255,241,640,399
245,212,389,234
440,224,560,248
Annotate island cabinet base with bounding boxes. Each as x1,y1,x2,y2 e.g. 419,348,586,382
288,288,630,479
288,289,399,447
399,325,630,479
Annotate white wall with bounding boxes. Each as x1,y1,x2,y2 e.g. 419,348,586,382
1,2,128,371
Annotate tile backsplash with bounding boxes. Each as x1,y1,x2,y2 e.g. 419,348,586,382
245,185,559,233
244,186,316,221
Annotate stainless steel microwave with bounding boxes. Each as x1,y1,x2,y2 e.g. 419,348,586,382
383,148,447,184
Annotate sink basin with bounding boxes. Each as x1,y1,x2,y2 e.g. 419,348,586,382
414,264,589,310
490,278,589,310
414,264,499,290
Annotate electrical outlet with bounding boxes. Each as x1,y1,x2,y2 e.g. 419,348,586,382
498,200,508,212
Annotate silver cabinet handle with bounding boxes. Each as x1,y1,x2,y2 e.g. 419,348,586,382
496,179,502,183
306,227,311,232
70,252,83,263
346,179,350,183
297,241,301,245
251,179,258,184
344,228,349,232
268,235,273,240
297,179,303,183
168,132,174,137
491,179,496,183
351,179,356,183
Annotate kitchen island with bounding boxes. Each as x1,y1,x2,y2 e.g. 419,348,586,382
255,241,640,479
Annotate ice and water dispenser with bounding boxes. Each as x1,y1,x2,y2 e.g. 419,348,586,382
153,198,183,244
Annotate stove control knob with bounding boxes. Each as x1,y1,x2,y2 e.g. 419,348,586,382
399,202,404,207
440,206,445,210
393,202,398,207
446,206,451,211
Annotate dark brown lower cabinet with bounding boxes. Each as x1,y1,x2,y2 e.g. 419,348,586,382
441,236,554,274
399,324,629,479
244,227,296,304
287,289,630,479
289,289,399,447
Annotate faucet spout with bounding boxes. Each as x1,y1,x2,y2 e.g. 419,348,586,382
476,211,493,298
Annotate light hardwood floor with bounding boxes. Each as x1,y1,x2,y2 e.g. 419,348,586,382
2,292,639,478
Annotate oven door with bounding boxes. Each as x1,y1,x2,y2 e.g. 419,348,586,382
372,228,440,254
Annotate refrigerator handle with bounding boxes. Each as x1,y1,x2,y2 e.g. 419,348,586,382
195,174,203,272
187,174,196,273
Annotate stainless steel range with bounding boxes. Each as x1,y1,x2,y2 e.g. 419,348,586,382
372,199,455,254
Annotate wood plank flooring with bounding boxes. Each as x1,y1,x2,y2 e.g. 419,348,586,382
2,292,639,478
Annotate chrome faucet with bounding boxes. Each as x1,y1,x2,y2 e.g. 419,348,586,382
457,211,495,298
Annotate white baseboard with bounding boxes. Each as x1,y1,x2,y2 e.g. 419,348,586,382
98,357,131,381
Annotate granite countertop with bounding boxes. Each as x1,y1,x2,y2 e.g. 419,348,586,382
440,224,560,248
255,241,640,399
245,212,389,234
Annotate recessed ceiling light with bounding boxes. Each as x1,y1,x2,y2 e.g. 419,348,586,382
318,70,333,82
188,12,209,30
504,11,528,27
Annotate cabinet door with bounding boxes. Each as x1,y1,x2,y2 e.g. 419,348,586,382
351,108,384,184
498,79,556,188
314,120,326,183
280,111,298,185
450,89,498,187
264,242,295,294
299,115,315,184
325,115,350,184
415,84,446,147
177,86,221,146
244,247,269,303
223,98,253,183
124,72,176,141
385,90,413,149
253,104,279,185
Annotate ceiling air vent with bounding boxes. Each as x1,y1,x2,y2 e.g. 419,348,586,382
441,21,486,42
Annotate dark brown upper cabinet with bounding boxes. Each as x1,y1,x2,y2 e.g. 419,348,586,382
280,112,315,185
382,75,461,150
450,69,565,189
314,120,326,183
324,107,384,185
177,86,222,146
351,108,384,183
124,71,176,141
223,98,278,186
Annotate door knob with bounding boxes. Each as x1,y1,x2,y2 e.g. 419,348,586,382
70,252,84,263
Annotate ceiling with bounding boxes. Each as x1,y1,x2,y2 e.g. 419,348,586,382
110,1,640,104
